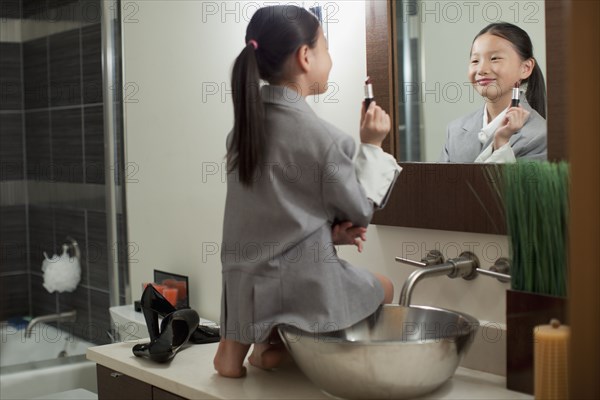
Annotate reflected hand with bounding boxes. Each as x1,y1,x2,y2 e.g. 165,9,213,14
493,106,530,150
332,221,367,253
360,101,391,147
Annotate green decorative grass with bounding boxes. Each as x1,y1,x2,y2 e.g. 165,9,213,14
488,161,569,297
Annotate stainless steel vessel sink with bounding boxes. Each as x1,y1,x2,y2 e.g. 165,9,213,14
278,304,479,399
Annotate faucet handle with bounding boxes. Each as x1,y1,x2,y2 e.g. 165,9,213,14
476,257,511,283
421,250,444,266
395,250,445,268
395,257,427,267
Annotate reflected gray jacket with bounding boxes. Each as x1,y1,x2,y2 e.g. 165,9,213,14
439,98,547,163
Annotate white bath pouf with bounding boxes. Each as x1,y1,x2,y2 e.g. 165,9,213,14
41,244,81,293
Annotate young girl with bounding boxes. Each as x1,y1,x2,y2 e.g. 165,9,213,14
440,22,547,163
214,5,401,378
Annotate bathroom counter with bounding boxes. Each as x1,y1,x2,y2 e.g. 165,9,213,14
87,340,531,399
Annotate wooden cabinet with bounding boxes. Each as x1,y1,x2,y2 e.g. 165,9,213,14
96,364,188,400
153,387,188,400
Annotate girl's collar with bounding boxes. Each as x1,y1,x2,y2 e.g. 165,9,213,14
260,85,314,114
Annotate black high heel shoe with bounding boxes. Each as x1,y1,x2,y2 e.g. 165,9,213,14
138,284,177,339
136,284,220,345
133,285,199,363
190,324,220,344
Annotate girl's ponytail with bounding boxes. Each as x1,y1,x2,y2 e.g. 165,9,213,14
227,6,320,187
525,61,546,119
228,43,264,186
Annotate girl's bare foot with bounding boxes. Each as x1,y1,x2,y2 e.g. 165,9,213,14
248,342,289,370
213,339,250,378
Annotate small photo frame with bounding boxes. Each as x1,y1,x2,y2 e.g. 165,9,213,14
153,269,189,309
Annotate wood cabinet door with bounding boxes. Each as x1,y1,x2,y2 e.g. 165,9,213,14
153,387,188,400
97,365,152,400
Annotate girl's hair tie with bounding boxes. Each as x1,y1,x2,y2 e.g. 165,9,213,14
248,39,258,50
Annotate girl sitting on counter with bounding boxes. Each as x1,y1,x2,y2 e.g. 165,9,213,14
214,5,400,378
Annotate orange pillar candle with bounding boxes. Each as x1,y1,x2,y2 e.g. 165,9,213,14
162,287,178,307
534,319,570,399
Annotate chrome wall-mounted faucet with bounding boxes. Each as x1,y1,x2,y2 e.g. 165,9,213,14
24,310,77,338
395,251,512,307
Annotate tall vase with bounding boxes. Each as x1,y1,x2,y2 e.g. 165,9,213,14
506,289,567,394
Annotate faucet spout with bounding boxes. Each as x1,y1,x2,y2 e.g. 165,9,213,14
398,253,479,307
24,310,77,338
399,264,455,306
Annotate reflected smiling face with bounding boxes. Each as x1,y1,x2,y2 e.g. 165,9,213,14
469,33,534,107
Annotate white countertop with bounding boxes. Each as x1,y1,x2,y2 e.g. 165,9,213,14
87,340,532,400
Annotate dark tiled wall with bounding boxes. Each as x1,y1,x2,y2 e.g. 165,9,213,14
50,107,84,182
22,0,47,18
23,24,104,183
0,42,23,110
28,205,115,344
0,0,121,345
0,41,25,180
49,30,81,107
21,21,111,344
81,23,103,104
0,206,29,320
84,105,105,183
0,113,24,180
0,26,28,321
24,110,51,180
0,0,20,19
1,203,119,343
0,206,28,274
22,37,48,110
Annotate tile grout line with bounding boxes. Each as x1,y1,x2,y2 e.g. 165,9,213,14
46,34,53,183
19,7,34,317
85,209,93,332
18,102,104,113
79,24,86,184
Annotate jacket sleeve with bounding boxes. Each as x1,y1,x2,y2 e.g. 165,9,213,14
508,104,547,161
354,144,401,208
514,132,547,160
439,125,451,162
320,137,399,227
474,142,517,163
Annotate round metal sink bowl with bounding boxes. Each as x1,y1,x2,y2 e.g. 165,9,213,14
278,305,479,399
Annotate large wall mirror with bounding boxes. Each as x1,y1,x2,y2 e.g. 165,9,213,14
365,0,567,234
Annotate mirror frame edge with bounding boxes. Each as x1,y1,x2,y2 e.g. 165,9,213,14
366,0,567,234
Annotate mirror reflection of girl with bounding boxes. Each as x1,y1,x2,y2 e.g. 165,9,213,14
214,5,401,378
440,22,547,163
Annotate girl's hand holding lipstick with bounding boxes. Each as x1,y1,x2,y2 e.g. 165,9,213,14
493,106,531,150
360,76,390,147
493,81,530,150
360,101,391,147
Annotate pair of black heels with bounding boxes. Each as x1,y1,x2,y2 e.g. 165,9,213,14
132,285,212,363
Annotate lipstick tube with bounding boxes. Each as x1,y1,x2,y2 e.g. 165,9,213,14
511,83,520,107
364,77,374,109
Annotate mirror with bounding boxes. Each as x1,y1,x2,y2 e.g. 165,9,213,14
393,0,547,162
365,0,567,233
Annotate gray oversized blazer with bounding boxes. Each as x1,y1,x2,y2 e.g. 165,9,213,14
440,97,547,162
220,85,392,344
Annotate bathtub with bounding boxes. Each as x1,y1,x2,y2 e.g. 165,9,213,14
0,322,98,399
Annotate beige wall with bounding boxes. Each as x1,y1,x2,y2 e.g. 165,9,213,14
124,0,511,326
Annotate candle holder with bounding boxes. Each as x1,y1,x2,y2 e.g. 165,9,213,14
506,289,567,394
